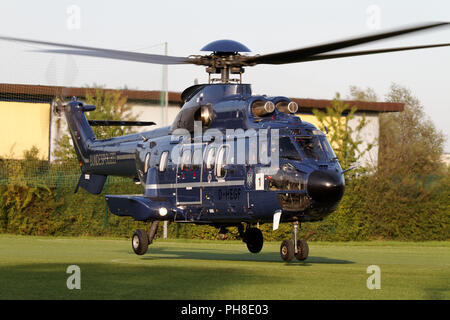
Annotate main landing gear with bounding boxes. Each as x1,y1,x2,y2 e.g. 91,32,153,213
238,224,264,254
132,221,159,255
280,221,309,262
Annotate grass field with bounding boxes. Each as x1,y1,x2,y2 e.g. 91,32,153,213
0,235,449,300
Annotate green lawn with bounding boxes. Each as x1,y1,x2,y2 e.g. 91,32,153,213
0,235,448,300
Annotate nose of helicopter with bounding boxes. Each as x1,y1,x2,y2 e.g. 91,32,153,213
307,170,345,204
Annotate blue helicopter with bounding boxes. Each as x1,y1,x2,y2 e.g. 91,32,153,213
1,22,448,261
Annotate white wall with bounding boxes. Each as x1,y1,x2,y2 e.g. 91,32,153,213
131,103,180,129
347,112,379,168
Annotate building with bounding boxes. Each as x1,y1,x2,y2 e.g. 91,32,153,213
0,83,403,167
441,153,450,166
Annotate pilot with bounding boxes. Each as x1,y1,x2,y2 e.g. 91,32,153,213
303,140,318,160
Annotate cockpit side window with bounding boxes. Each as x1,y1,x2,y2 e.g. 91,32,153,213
278,137,302,161
320,137,337,160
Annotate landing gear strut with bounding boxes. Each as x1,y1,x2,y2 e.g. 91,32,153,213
239,224,264,254
280,221,309,262
131,221,159,255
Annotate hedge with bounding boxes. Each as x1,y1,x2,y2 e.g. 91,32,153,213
1,168,448,241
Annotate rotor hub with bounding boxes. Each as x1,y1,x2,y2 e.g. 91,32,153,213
197,40,251,84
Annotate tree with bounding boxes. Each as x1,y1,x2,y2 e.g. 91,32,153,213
338,84,448,240
312,93,373,170
53,87,139,165
379,83,444,176
348,85,378,102
84,87,138,140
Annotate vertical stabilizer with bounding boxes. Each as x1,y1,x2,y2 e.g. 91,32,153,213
64,98,96,167
64,98,107,194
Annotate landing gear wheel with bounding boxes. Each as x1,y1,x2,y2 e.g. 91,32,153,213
295,240,309,261
244,228,264,253
280,240,294,261
132,229,149,255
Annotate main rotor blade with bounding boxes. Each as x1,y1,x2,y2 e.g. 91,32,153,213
0,35,191,65
297,43,450,63
35,49,190,65
244,22,449,65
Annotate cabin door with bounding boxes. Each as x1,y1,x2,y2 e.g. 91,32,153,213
176,143,204,205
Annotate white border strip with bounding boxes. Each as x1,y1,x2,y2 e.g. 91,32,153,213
145,180,245,190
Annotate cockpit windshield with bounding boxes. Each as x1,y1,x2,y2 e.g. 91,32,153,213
294,134,336,162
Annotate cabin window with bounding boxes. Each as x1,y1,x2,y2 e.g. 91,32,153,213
159,151,169,172
215,145,229,178
192,145,203,170
144,152,151,173
180,149,192,171
205,146,216,170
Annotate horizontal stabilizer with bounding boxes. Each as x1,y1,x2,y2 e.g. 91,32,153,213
88,120,156,126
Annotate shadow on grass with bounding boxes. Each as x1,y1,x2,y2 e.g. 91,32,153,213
138,247,354,265
424,286,450,300
0,262,283,299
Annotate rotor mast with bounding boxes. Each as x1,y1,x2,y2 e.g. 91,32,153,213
204,55,245,84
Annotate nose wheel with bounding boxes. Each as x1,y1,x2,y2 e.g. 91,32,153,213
280,221,309,261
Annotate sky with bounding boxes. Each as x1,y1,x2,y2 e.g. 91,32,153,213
0,0,449,151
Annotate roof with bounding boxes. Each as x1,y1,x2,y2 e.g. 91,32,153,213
0,83,404,112
0,83,181,105
291,98,404,113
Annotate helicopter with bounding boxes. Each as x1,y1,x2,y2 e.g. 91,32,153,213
1,22,448,261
